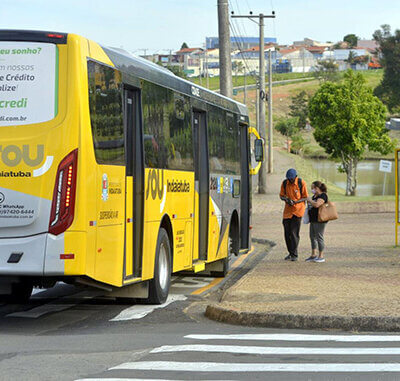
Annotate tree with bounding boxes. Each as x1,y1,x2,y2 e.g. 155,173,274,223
373,24,400,111
289,91,309,129
291,134,308,155
180,42,189,50
314,60,340,82
232,61,244,85
345,50,357,65
309,70,394,196
275,117,299,153
343,34,359,48
157,62,188,79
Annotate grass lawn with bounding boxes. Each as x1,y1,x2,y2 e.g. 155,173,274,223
189,72,314,91
279,149,395,202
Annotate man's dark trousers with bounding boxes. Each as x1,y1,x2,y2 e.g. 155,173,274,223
283,215,302,258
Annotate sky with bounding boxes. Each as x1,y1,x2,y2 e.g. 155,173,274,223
1,0,400,54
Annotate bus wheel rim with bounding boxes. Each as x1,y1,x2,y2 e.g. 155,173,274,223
159,243,169,291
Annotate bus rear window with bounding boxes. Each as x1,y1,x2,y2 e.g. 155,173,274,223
0,41,58,126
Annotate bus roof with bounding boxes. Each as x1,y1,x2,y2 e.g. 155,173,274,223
103,46,248,117
0,29,67,44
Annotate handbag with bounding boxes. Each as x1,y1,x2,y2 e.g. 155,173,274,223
318,201,338,222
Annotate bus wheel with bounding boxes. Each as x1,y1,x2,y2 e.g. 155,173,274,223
229,225,239,257
148,228,171,304
10,281,33,304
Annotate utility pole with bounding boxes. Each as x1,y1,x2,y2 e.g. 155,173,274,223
217,0,233,97
256,81,260,132
243,66,247,104
268,49,273,173
258,14,267,192
205,50,209,89
199,51,202,86
232,11,275,193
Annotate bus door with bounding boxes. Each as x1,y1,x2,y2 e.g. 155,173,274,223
193,111,209,261
124,88,144,280
239,122,250,249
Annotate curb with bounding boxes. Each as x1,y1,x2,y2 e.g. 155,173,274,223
205,304,400,332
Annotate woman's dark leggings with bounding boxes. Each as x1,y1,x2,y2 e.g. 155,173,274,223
310,222,326,252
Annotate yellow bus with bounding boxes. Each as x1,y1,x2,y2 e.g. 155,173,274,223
0,30,262,303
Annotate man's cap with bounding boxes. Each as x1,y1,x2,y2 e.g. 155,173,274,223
286,168,297,180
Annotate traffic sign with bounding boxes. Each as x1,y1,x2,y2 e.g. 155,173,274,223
379,160,392,173
183,69,195,74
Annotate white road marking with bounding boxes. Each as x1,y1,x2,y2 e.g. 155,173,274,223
110,294,187,321
151,344,400,355
110,361,400,372
7,303,76,318
31,288,45,296
185,334,400,342
76,379,232,381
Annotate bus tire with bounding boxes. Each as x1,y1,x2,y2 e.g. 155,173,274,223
229,219,239,257
147,228,171,304
10,281,33,304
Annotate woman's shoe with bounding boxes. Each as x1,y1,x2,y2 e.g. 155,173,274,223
314,257,325,263
305,256,317,262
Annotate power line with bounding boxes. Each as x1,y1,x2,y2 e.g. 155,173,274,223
229,21,258,82
228,0,259,81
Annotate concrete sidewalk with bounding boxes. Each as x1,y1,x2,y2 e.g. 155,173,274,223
206,153,400,330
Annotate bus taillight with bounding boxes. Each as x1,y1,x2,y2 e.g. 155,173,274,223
49,149,78,236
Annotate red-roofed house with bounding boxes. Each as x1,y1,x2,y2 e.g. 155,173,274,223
277,47,315,72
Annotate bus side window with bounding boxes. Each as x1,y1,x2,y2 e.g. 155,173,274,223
88,61,124,165
208,108,240,175
142,82,193,171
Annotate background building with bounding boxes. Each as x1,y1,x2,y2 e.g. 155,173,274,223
206,36,277,50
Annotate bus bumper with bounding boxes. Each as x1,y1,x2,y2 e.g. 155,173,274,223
0,233,64,276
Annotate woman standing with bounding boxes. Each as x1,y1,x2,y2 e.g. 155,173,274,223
305,181,328,263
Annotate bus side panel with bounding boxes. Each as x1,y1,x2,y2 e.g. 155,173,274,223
93,166,126,286
207,196,222,262
141,168,194,280
207,176,240,263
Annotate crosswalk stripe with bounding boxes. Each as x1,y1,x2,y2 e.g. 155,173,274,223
185,334,400,342
76,379,233,381
110,294,187,321
110,361,400,372
151,344,400,355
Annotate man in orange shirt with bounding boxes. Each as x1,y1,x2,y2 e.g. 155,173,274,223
279,168,308,261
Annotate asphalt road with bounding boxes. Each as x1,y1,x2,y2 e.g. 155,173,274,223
0,245,399,381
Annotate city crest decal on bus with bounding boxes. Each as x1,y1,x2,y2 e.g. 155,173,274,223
102,173,109,201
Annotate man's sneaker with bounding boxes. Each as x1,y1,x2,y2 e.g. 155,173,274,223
314,257,325,263
305,256,317,262
284,254,292,261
